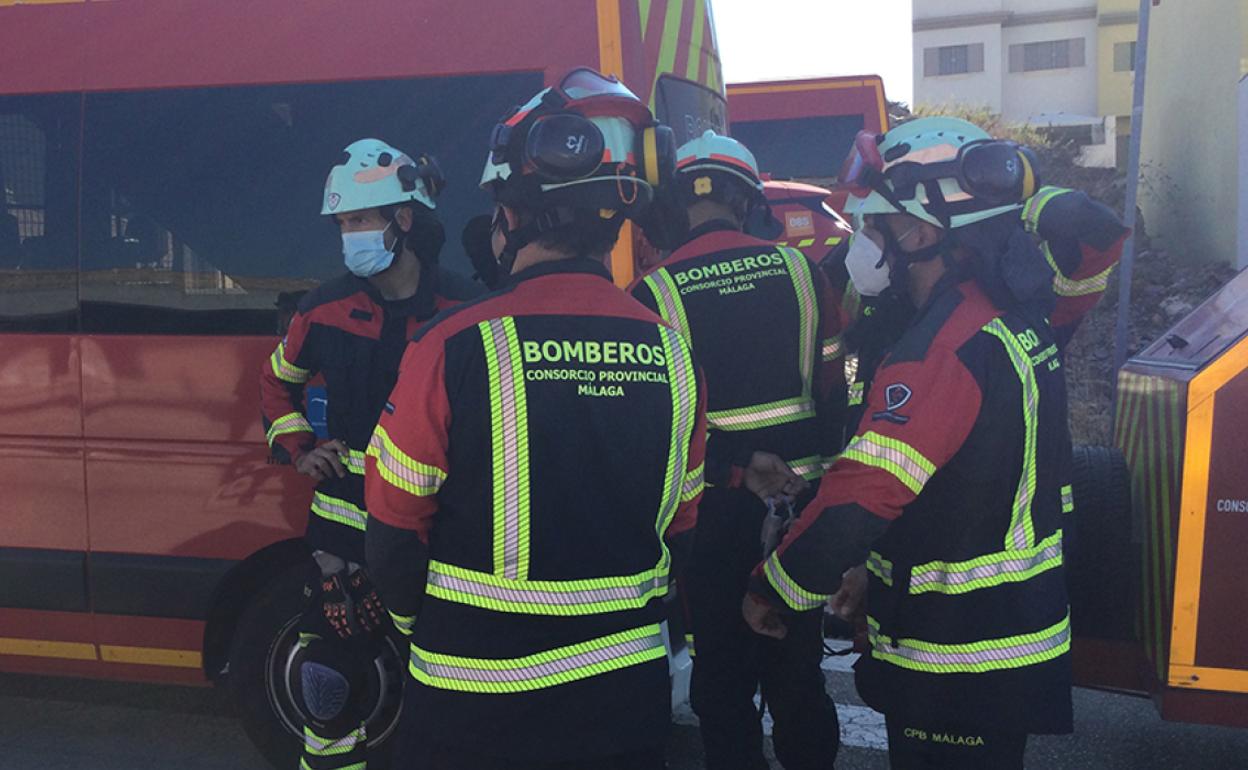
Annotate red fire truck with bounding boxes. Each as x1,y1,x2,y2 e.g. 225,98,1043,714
0,0,723,764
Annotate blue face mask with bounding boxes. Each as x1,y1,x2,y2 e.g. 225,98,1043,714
342,221,395,277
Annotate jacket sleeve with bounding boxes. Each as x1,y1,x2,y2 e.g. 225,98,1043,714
749,342,984,611
1023,186,1129,348
363,337,450,624
259,309,318,463
812,260,849,459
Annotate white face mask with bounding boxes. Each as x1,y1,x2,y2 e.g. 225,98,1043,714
845,229,890,297
342,221,395,277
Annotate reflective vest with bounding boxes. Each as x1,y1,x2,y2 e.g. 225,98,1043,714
761,279,1074,734
365,258,705,759
631,222,845,484
259,267,479,562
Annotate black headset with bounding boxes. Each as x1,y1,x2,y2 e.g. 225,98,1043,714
882,139,1040,208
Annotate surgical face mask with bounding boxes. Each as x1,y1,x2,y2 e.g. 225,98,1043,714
342,221,395,277
845,230,890,297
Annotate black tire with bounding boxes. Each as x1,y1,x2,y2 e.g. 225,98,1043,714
1067,444,1135,640
226,560,405,770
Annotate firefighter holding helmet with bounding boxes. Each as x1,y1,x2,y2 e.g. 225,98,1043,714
259,138,478,770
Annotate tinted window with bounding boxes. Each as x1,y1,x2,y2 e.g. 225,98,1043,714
80,73,541,335
730,115,865,181
654,75,727,147
0,94,80,332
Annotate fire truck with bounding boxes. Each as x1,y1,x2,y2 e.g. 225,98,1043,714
0,0,723,764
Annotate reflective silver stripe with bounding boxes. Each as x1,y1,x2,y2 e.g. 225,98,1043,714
310,491,367,530
707,397,815,431
869,613,1071,674
343,449,365,475
270,341,311,383
866,551,893,586
265,412,313,447
426,561,665,616
480,318,530,580
643,270,691,341
822,334,844,361
781,247,818,396
410,625,666,693
764,552,826,611
1061,484,1074,514
658,326,698,536
909,531,1063,595
841,431,936,494
304,726,364,756
367,425,447,496
681,463,705,503
787,455,825,481
982,319,1038,550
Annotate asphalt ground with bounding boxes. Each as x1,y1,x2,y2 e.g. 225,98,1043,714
3,647,1248,769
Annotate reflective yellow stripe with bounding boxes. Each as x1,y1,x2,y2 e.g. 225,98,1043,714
825,236,843,247
869,613,1070,674
643,269,692,342
0,637,96,661
848,381,865,406
822,334,844,362
480,318,531,580
410,624,666,693
426,560,666,616
98,645,202,668
797,238,815,248
982,319,1038,550
841,431,936,494
764,552,826,611
909,531,1064,596
681,462,705,503
389,610,417,636
367,424,447,495
265,411,313,448
707,396,816,432
1022,186,1067,232
781,246,818,397
1061,484,1074,514
303,726,365,757
311,491,367,531
866,551,893,586
270,341,311,384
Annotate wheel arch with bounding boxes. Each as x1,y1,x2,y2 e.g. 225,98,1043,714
201,537,310,681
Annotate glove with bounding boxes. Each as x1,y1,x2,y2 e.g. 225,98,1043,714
346,568,386,638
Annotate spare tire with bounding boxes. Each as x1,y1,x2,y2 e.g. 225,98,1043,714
1067,445,1135,640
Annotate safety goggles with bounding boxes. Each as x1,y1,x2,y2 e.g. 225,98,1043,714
837,130,1038,206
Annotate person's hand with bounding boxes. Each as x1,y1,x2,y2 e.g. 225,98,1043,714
828,564,868,620
742,592,787,639
742,451,808,501
295,439,349,481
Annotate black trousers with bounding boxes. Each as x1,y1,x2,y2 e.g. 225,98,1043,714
418,745,665,770
885,717,1026,769
688,488,839,770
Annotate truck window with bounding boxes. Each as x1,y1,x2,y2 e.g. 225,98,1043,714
78,72,541,335
0,94,80,332
653,74,727,147
730,115,865,180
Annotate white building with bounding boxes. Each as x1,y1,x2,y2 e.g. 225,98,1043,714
912,1,1102,128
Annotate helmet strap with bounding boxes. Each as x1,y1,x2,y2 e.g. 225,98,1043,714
498,206,579,273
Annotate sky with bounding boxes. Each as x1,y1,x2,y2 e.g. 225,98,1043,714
712,0,914,106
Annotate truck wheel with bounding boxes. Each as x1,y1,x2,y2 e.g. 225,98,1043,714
226,559,405,769
1068,444,1134,640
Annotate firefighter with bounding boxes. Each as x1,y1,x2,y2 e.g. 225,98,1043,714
743,118,1075,769
630,130,844,770
363,68,705,770
259,138,479,770
827,120,1127,435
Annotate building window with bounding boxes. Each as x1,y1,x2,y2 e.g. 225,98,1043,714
923,43,985,77
1009,38,1087,72
1114,41,1137,72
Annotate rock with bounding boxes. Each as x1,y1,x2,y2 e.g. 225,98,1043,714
1161,296,1195,320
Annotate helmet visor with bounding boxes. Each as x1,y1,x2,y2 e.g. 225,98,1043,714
558,68,640,101
837,130,885,197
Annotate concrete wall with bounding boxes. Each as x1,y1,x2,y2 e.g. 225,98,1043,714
913,23,1003,113
1097,12,1136,118
1138,0,1247,266
1000,18,1099,122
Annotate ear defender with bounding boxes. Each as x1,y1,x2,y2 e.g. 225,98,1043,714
524,114,606,182
639,124,677,189
399,155,447,198
959,141,1042,205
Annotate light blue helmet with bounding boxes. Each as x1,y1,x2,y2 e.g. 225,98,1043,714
322,139,442,216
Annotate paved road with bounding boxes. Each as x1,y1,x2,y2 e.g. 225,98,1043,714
3,647,1248,769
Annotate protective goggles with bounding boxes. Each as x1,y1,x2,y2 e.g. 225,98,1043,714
838,130,1040,207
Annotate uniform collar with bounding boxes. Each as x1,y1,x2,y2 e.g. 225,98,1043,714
504,257,614,287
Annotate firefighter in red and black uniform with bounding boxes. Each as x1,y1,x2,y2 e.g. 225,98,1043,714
363,69,704,770
744,119,1075,769
259,138,479,770
630,130,843,770
827,124,1126,433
